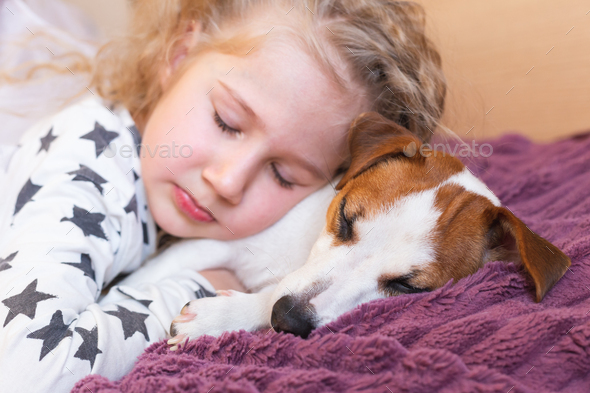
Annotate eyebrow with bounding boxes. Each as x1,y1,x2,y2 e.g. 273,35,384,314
217,79,265,130
217,79,327,183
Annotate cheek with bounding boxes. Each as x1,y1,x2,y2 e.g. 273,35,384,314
230,186,307,237
141,107,215,179
240,189,286,233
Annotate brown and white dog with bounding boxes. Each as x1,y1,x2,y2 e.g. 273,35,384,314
119,112,570,346
268,112,571,338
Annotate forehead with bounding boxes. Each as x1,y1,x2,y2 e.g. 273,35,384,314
220,41,366,143
242,36,361,112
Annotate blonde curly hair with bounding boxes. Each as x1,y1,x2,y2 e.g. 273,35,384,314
90,0,449,252
91,0,446,145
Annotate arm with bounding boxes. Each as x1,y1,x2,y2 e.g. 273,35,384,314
0,100,213,393
199,269,248,292
116,237,237,288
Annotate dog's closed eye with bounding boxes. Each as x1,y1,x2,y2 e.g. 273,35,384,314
337,196,355,242
381,276,430,295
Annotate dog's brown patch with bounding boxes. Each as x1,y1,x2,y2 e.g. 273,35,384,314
328,111,570,301
327,151,464,248
413,185,495,290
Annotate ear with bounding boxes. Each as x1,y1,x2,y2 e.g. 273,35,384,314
335,112,424,190
159,20,202,91
486,206,571,302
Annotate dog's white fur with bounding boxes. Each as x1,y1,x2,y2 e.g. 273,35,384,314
268,168,501,328
118,180,337,337
119,166,503,340
445,169,501,207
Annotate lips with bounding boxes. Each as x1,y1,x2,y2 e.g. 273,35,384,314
173,185,215,223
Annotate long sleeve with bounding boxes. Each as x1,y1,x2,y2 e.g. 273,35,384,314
0,97,215,393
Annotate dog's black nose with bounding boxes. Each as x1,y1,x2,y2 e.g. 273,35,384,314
271,295,315,338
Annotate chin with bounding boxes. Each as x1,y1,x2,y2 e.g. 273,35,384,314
151,203,190,237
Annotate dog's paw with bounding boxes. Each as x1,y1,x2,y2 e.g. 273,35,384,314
167,290,273,350
168,290,250,350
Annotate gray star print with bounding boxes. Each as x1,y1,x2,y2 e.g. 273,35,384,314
0,251,18,272
14,178,42,216
80,122,119,158
105,305,150,341
67,165,108,194
124,194,138,220
116,288,153,308
26,310,73,360
60,205,107,240
128,125,141,155
194,282,216,299
2,280,57,327
38,127,57,153
63,253,95,281
74,325,102,368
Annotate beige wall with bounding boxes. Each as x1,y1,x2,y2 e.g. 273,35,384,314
416,0,590,141
65,0,590,141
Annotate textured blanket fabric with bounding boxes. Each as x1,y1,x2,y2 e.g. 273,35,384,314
72,133,590,393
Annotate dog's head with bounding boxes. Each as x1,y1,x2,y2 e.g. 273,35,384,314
270,112,570,338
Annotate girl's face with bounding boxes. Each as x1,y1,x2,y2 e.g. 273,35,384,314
141,40,368,239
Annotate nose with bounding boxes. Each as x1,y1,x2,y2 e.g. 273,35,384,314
271,295,315,338
202,155,251,205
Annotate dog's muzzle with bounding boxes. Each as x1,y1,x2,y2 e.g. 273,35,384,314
271,295,316,338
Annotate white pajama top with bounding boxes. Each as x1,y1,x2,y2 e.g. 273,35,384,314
0,96,215,393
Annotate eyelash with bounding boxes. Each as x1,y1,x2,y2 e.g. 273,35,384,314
213,111,295,190
386,279,428,295
213,111,240,134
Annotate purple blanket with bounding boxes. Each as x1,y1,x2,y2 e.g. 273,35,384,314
72,133,590,392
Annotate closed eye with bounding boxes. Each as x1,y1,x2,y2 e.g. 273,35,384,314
213,111,240,134
213,110,294,190
385,278,429,295
337,196,355,242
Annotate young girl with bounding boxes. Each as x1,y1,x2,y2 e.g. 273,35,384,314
0,0,446,391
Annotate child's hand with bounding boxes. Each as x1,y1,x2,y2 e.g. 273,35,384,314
199,268,247,292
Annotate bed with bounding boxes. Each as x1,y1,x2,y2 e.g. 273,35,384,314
71,132,590,392
2,2,588,392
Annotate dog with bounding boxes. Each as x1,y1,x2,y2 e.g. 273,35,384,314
120,112,571,348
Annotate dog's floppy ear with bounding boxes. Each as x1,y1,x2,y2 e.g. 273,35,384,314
485,206,571,302
336,112,424,190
